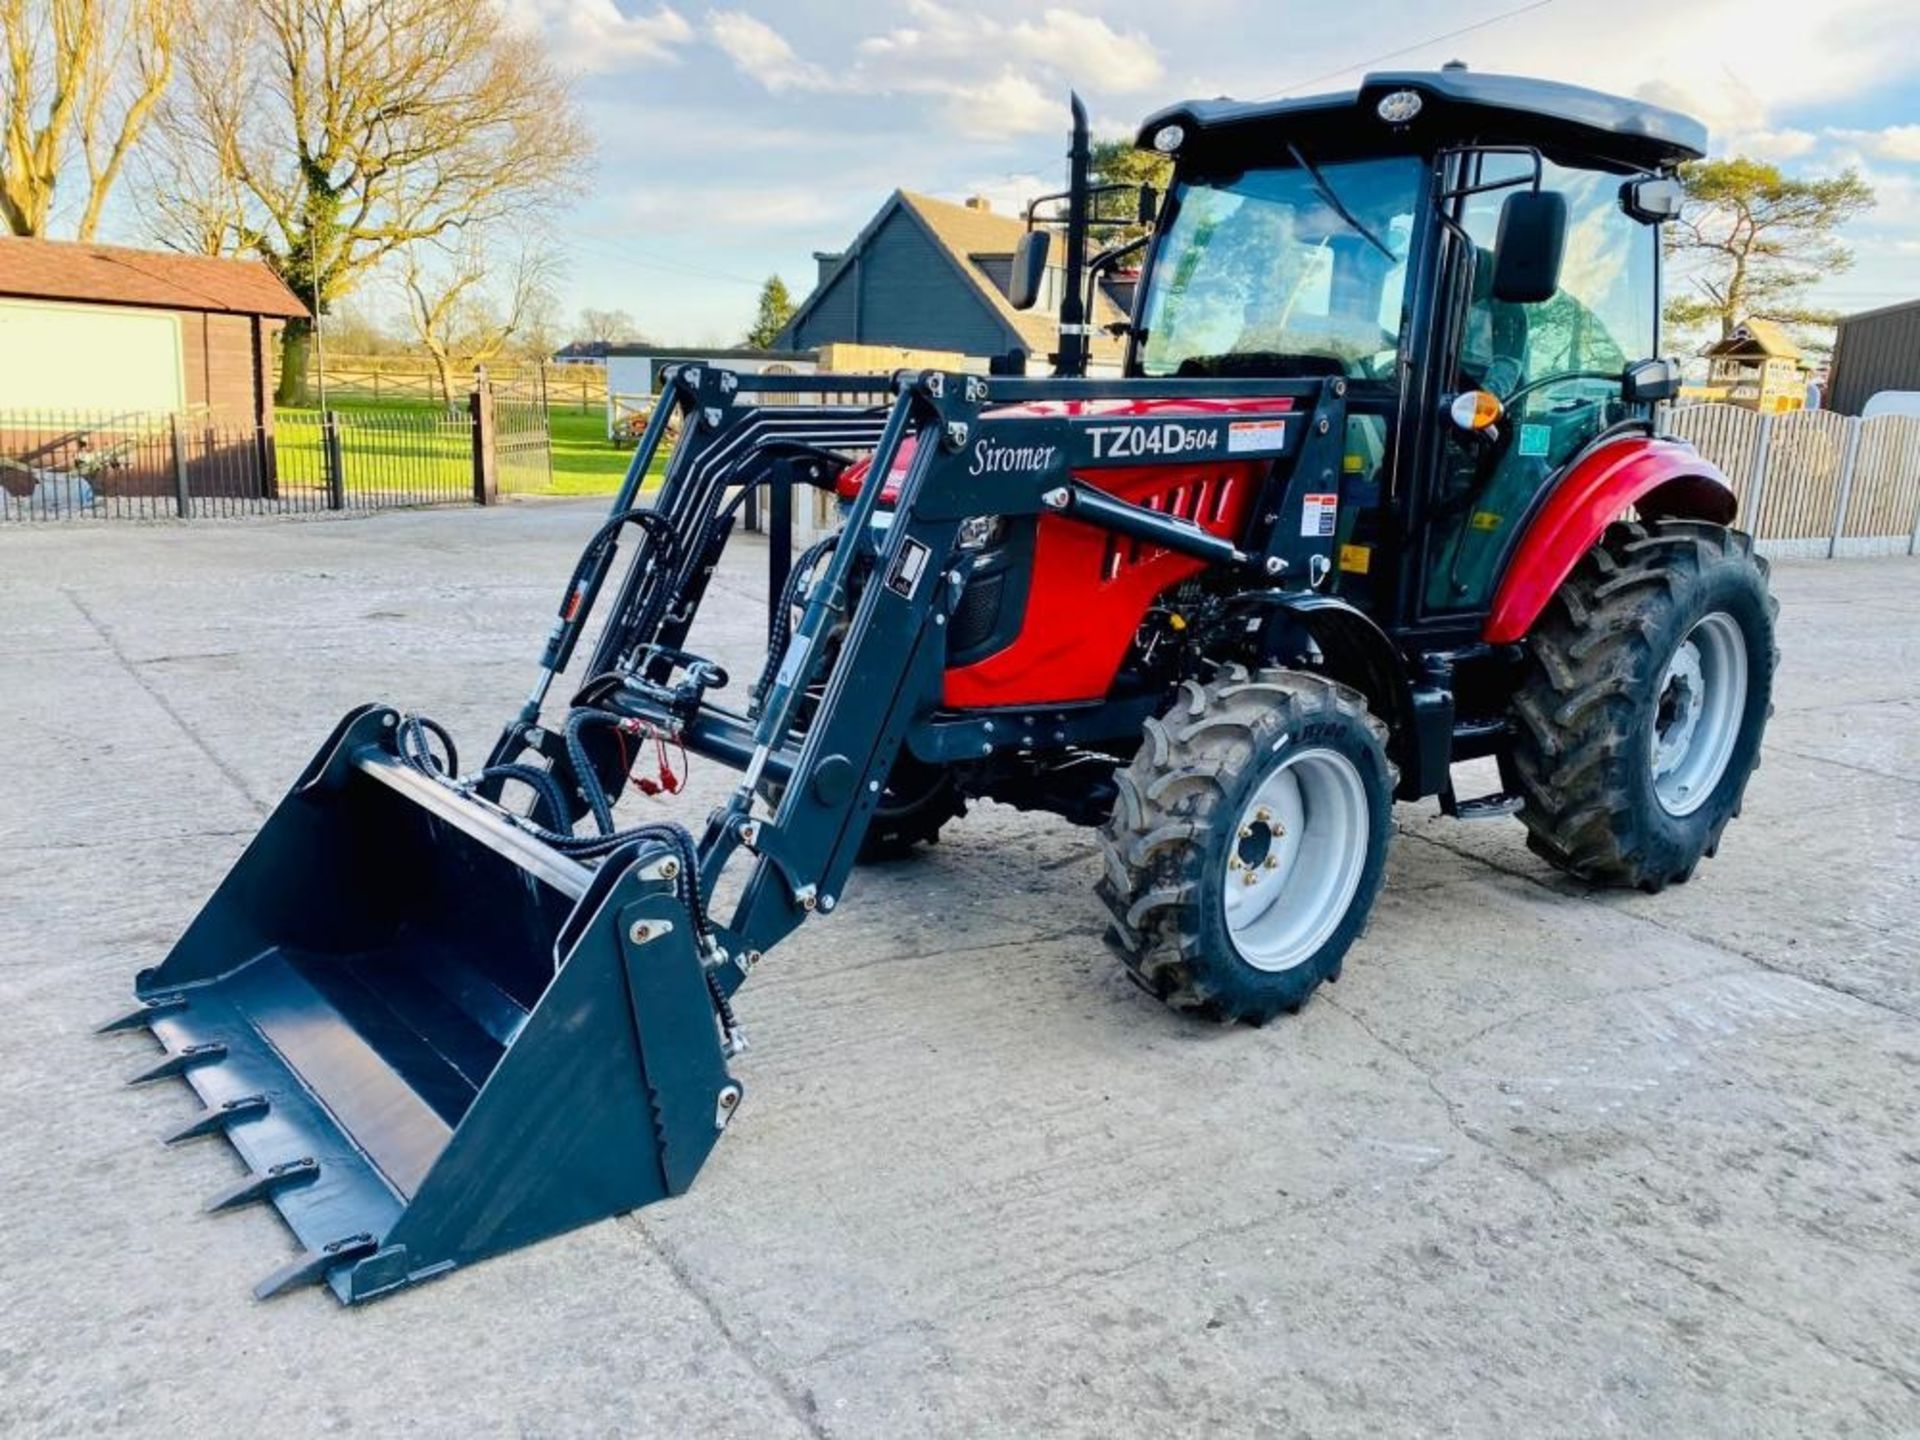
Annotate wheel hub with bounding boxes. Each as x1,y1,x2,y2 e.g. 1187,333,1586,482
1222,749,1368,972
1650,611,1749,818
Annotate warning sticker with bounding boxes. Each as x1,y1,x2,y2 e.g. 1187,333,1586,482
1227,419,1287,454
886,537,931,600
1338,542,1371,574
1300,493,1338,538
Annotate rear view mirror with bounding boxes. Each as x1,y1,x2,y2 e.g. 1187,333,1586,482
1623,357,1683,404
1491,189,1567,305
1009,230,1052,311
1622,176,1684,224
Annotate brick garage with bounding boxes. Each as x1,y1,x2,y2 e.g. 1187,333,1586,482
0,238,308,502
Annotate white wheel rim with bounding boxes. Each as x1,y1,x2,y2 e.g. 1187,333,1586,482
1221,746,1370,972
1651,610,1748,818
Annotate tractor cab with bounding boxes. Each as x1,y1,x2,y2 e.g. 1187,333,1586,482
1106,67,1702,637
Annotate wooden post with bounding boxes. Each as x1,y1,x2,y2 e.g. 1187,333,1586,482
470,374,498,505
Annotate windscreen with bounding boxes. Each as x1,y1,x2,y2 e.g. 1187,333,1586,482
1138,156,1425,380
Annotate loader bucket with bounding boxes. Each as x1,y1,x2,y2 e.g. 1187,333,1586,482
101,705,741,1304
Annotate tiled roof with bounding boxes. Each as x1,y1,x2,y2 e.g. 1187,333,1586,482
0,236,309,319
897,191,1128,365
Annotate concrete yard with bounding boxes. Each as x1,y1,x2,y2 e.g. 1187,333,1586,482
1,502,1916,1437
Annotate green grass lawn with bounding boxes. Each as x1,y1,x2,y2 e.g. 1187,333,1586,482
275,397,663,499
547,406,669,494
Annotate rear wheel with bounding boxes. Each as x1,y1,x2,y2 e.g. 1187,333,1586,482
1502,519,1777,891
1098,667,1394,1024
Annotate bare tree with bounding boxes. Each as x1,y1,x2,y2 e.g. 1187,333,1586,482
401,235,561,404
163,0,591,403
578,307,642,347
1,0,180,238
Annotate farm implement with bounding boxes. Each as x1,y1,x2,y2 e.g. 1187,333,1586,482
103,67,1776,1302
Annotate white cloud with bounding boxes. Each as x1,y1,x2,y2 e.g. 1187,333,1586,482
707,10,838,93
859,4,1162,94
937,71,1060,140
707,2,1155,141
1826,124,1920,164
1719,128,1819,162
501,0,692,74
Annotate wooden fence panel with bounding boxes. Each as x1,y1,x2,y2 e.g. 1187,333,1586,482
1842,415,1920,549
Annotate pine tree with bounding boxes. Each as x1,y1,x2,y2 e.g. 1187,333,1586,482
747,275,796,348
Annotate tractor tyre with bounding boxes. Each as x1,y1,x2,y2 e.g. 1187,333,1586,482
1501,519,1777,892
1097,666,1394,1024
857,755,968,862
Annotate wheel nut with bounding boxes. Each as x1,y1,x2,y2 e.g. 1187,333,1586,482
1263,855,1278,869
1241,872,1258,886
1239,824,1255,839
1229,857,1243,870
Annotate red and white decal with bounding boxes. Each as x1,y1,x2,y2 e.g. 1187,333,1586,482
1227,419,1287,454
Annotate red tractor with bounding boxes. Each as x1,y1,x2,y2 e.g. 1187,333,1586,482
107,68,1775,1302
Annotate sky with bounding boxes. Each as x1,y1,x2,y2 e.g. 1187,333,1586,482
504,0,1920,344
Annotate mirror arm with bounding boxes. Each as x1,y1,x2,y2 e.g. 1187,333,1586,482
1437,145,1544,200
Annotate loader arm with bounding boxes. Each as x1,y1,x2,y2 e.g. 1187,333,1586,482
104,363,1349,1304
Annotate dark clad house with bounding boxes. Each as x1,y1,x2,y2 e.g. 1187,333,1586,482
778,190,1127,373
1829,298,1920,415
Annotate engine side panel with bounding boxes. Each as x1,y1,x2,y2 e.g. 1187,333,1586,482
942,459,1264,706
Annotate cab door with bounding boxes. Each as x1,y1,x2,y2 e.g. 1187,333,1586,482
1420,155,1660,618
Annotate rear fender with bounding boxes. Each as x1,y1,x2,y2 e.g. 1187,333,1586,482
1484,436,1735,645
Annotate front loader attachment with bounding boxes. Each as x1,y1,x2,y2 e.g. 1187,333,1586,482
101,706,740,1304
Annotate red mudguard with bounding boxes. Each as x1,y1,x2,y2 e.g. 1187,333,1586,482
1483,436,1737,645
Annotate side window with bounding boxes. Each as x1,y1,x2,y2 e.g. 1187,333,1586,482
1424,157,1657,615
1457,157,1656,417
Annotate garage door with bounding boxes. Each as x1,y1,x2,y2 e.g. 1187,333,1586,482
0,299,185,413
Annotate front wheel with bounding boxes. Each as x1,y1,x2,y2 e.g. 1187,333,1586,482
1098,667,1395,1024
1502,520,1778,891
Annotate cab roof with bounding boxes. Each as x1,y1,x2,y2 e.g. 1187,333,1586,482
1137,67,1707,174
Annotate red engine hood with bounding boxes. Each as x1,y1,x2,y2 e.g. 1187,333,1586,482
834,395,1299,503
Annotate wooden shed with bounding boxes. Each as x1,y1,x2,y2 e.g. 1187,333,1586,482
0,236,307,425
1700,319,1807,413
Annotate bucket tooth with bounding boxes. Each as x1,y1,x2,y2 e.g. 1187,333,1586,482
96,994,187,1035
164,1093,269,1145
253,1233,379,1302
127,1041,226,1086
204,1156,319,1214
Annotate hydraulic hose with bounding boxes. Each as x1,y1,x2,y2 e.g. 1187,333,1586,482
750,532,839,717
478,762,572,830
397,711,713,948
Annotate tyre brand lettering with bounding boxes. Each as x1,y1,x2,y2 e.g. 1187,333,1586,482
1085,422,1220,460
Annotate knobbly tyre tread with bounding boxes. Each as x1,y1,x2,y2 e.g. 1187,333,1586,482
1502,519,1779,892
1096,665,1393,1024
